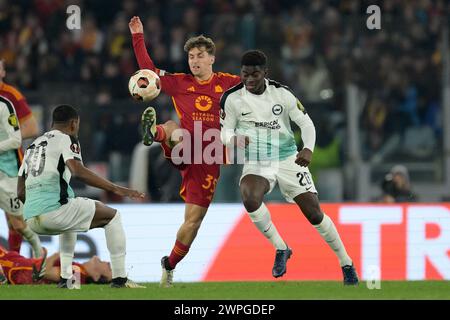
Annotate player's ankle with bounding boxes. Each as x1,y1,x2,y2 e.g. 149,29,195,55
112,277,127,285
155,125,166,142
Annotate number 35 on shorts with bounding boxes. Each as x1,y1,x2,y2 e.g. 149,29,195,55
202,174,218,200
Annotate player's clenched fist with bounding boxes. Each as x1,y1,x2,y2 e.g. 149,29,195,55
295,148,312,167
129,16,143,34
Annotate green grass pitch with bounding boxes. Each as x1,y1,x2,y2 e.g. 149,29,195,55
0,281,449,300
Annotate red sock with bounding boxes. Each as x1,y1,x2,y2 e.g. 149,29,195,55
8,229,23,253
155,125,166,142
168,240,190,269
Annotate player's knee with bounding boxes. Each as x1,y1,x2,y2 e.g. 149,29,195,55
242,198,262,213
241,187,264,212
106,210,120,225
304,206,323,225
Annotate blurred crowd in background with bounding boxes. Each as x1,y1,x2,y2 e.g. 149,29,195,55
0,0,448,202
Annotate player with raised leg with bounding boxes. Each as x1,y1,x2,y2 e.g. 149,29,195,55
18,105,145,288
129,16,241,287
220,51,359,285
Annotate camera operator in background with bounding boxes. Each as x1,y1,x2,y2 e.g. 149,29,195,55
380,165,417,203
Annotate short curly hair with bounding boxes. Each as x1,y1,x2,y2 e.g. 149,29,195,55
184,35,216,55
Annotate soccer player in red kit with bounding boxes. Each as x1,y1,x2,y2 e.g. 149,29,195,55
0,58,40,253
0,245,46,285
0,246,112,285
129,16,240,287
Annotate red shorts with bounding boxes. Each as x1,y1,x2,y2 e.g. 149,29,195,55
161,142,220,208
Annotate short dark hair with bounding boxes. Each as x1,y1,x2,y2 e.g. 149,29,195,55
241,50,267,66
184,35,216,55
52,104,79,123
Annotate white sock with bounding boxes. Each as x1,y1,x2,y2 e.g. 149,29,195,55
104,211,126,278
314,214,352,267
22,226,42,258
59,232,77,279
248,203,288,250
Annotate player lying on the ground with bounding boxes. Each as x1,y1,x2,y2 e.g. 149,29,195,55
0,245,112,285
18,105,145,288
220,50,358,285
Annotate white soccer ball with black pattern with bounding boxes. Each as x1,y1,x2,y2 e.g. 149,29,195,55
128,69,161,101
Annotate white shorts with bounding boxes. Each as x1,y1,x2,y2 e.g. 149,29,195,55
0,171,23,217
240,154,317,203
26,197,96,235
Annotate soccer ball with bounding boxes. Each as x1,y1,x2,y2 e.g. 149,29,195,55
128,69,161,101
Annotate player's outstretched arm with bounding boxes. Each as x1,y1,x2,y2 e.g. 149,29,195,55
19,115,39,140
129,16,178,96
129,16,157,71
66,159,145,200
129,16,143,34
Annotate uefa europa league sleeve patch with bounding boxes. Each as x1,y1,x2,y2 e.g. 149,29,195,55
70,143,80,154
296,99,307,114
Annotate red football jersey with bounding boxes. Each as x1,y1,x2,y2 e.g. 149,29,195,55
0,246,40,284
0,246,89,285
132,33,241,135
